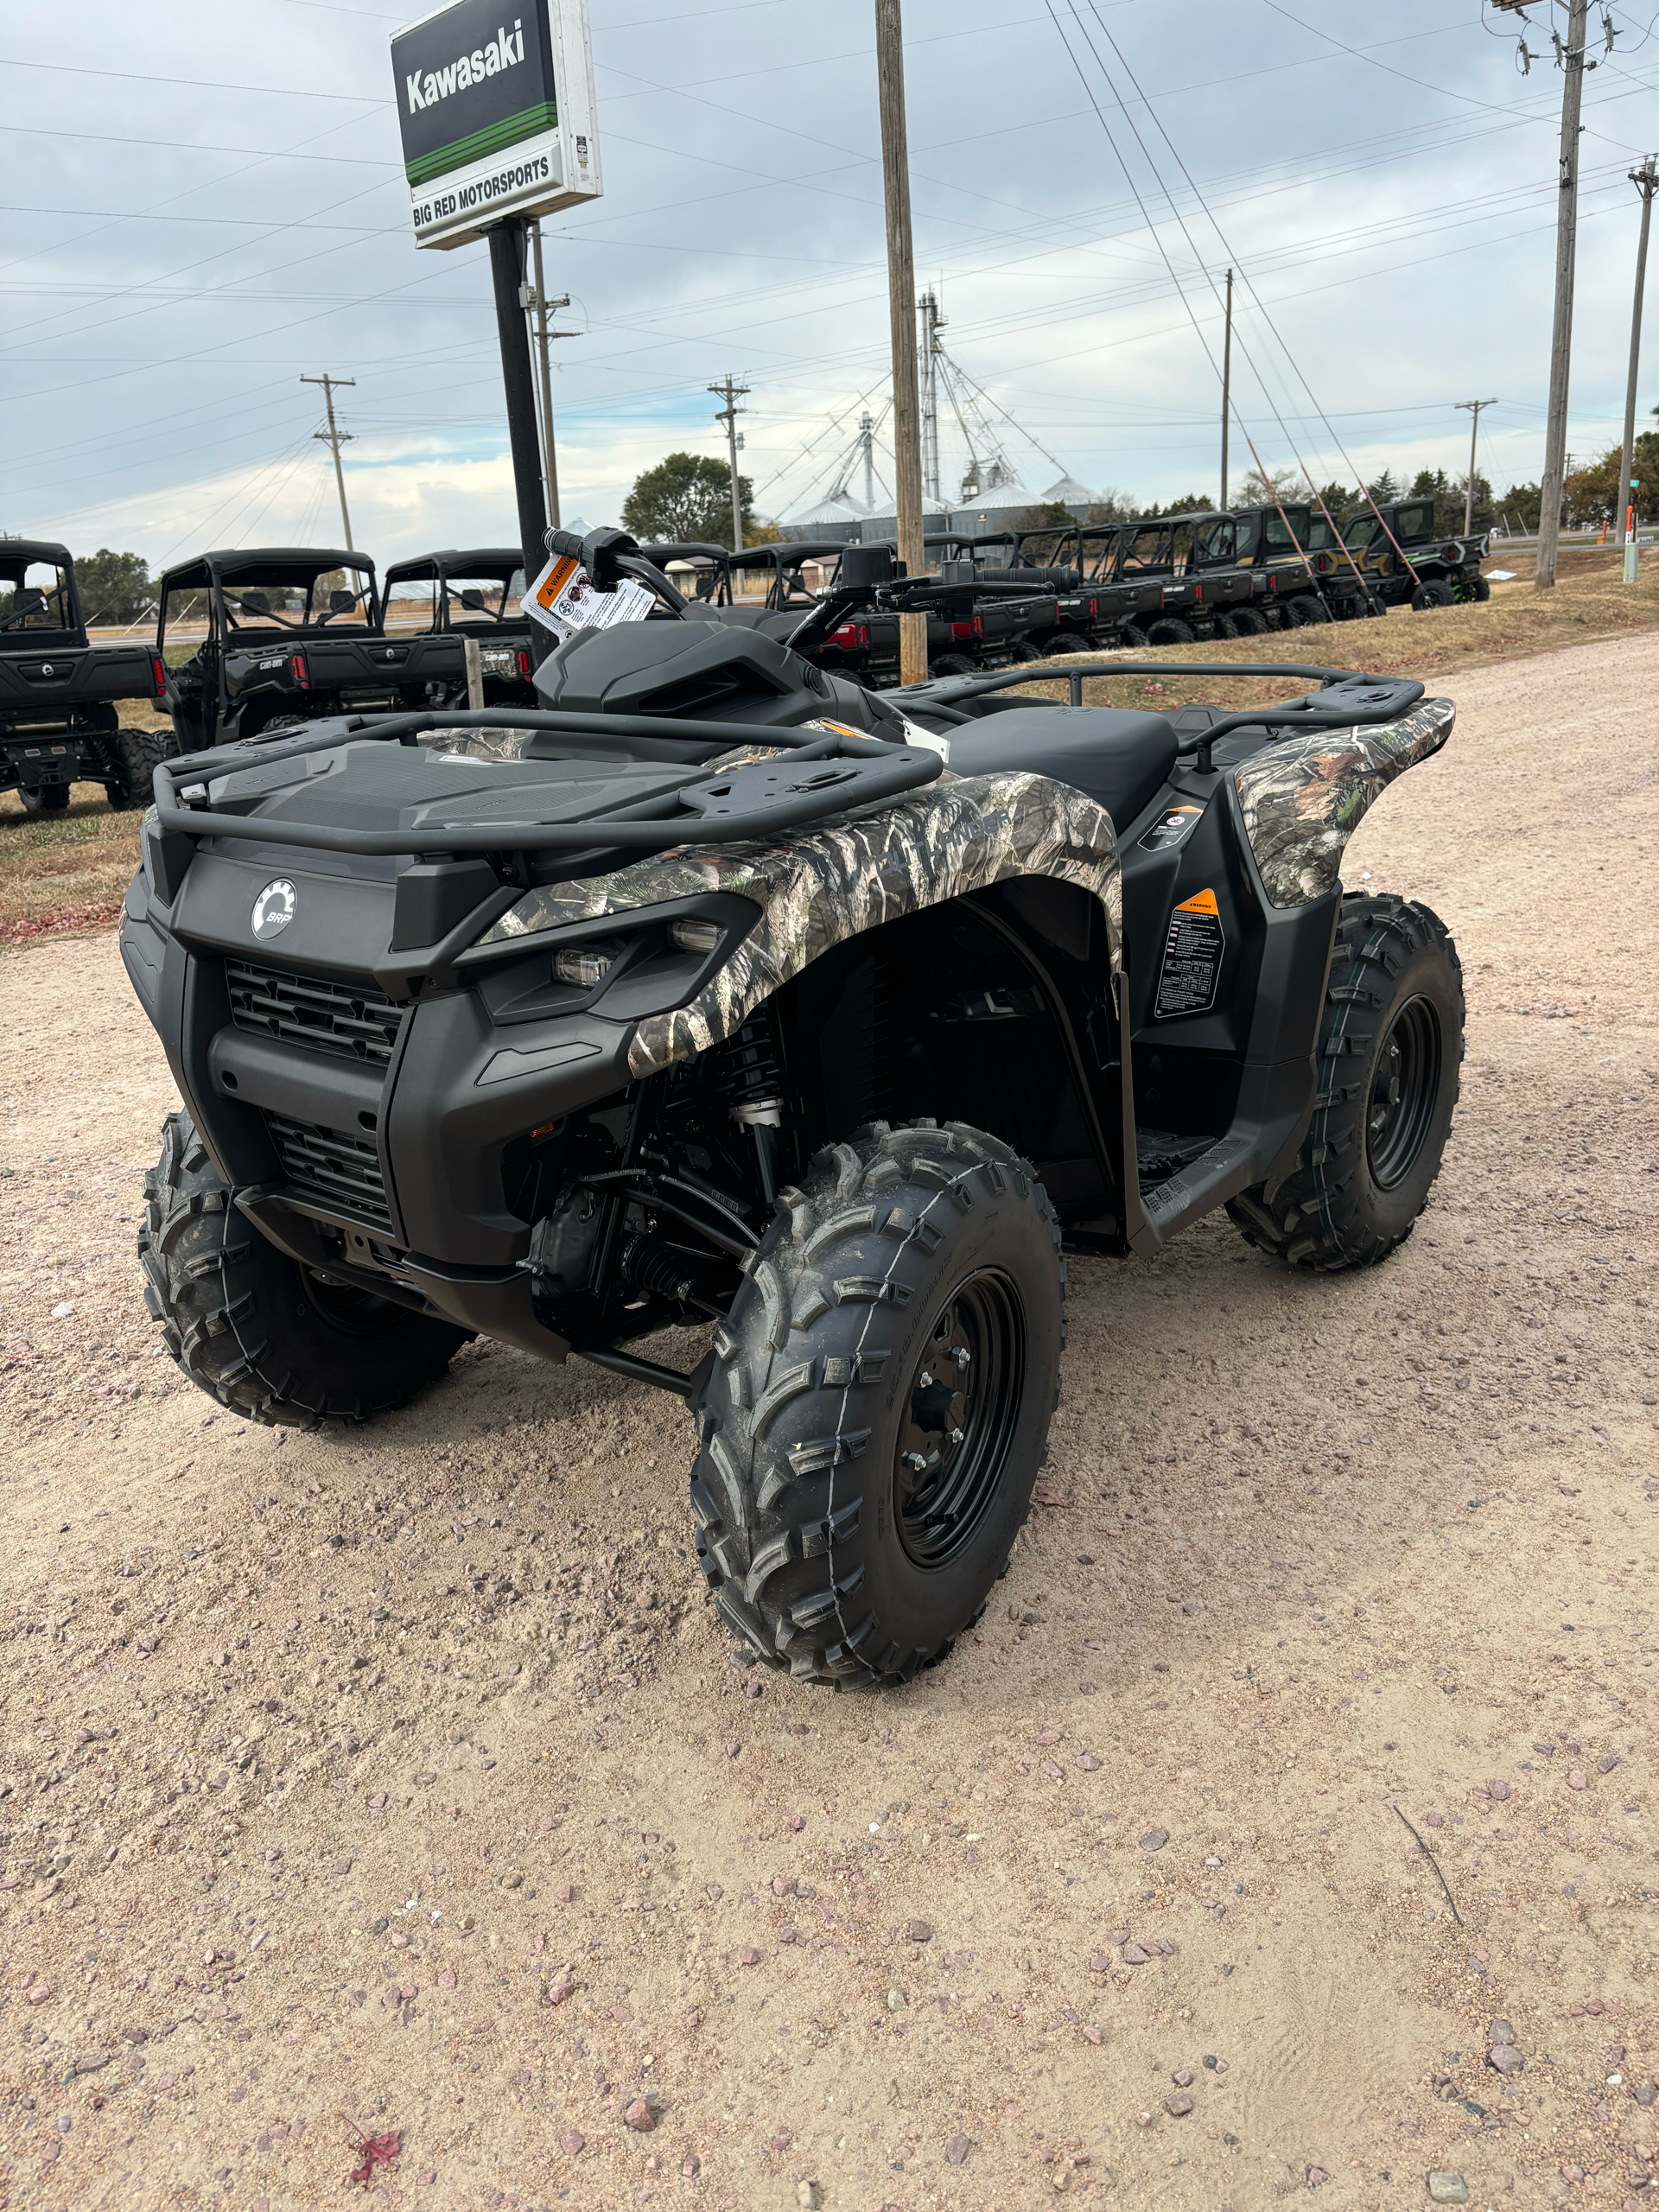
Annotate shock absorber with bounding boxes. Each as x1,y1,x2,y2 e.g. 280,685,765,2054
719,1011,784,1205
616,1233,725,1318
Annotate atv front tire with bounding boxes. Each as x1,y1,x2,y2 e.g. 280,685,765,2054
690,1120,1065,1686
138,1109,468,1425
1226,894,1463,1270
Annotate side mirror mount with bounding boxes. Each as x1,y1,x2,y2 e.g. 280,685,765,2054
329,588,357,615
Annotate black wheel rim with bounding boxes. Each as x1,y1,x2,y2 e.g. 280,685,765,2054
893,1269,1025,1569
1366,993,1442,1189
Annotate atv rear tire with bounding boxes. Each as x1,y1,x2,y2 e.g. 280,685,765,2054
102,728,172,812
689,1119,1065,1686
138,1109,468,1426
1226,894,1463,1271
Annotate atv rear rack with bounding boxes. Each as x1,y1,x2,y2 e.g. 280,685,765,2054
897,658,1425,769
148,705,941,863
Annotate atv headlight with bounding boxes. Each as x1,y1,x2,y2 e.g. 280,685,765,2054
555,945,615,988
668,917,722,955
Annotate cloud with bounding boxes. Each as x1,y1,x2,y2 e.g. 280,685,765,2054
3,0,1650,569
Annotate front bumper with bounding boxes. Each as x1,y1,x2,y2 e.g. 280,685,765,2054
120,850,745,1359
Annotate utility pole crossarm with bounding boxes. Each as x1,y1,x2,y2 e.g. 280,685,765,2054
301,373,357,552
709,376,750,551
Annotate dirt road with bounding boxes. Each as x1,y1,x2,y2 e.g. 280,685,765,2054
0,637,1654,2211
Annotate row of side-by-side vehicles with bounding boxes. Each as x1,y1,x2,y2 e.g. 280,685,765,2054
0,542,541,816
1,495,1488,813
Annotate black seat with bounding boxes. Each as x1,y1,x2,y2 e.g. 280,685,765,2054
944,704,1177,833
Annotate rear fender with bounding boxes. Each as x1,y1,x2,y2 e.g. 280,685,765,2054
1233,697,1454,909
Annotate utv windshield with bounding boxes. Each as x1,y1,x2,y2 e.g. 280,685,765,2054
1344,515,1382,550
0,556,75,634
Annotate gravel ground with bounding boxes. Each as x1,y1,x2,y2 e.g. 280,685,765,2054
0,635,1655,2211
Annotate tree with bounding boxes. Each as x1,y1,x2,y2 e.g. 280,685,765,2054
620,453,754,548
1310,481,1358,521
1236,464,1310,511
1014,500,1077,530
75,547,150,626
1141,491,1215,518
1364,468,1400,505
1084,489,1134,524
1560,429,1659,527
1496,481,1542,534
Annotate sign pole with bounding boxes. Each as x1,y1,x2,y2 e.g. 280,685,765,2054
487,217,550,584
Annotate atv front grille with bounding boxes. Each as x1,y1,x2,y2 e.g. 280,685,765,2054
265,1111,394,1234
226,959,403,1067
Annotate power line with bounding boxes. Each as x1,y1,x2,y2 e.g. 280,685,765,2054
300,372,356,550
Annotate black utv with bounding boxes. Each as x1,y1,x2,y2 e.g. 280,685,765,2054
379,549,538,705
1,539,171,814
1339,498,1490,610
124,527,1465,1688
157,548,472,750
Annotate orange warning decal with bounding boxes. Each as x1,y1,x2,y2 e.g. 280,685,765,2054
1174,887,1219,916
533,553,582,613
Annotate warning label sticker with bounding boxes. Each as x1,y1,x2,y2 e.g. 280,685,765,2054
1154,887,1224,1018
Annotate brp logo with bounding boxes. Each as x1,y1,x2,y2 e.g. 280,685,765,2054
251,879,297,942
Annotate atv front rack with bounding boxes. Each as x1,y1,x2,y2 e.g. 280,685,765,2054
148,706,942,863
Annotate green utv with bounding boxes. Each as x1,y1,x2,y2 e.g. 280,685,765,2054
123,528,1465,1688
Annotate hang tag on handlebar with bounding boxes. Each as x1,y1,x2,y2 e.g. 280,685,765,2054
526,553,655,639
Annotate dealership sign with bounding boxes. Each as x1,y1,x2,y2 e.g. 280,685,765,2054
391,0,601,249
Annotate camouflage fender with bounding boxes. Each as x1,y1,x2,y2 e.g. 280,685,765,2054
1233,697,1455,909
475,767,1122,1080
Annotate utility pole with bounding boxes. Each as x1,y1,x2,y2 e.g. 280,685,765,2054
1493,0,1590,587
1618,156,1657,580
859,410,875,512
874,0,926,680
523,221,579,534
1454,398,1499,535
918,288,944,505
301,374,356,550
709,376,749,550
1219,268,1233,511
486,219,550,587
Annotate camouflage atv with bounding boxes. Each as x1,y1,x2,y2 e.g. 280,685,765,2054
122,528,1464,1688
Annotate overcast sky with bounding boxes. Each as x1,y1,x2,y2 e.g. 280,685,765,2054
5,0,1659,571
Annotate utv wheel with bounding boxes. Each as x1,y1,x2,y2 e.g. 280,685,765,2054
1230,605,1268,636
689,1120,1065,1687
930,653,977,677
1046,632,1091,654
101,728,172,811
138,1109,468,1426
1410,580,1454,610
20,786,70,817
1362,593,1388,618
1226,894,1464,1271
1469,573,1491,602
1007,639,1046,663
1145,616,1194,645
1286,594,1327,627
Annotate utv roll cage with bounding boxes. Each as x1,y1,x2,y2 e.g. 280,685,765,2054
156,548,379,657
0,538,81,636
378,548,526,632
